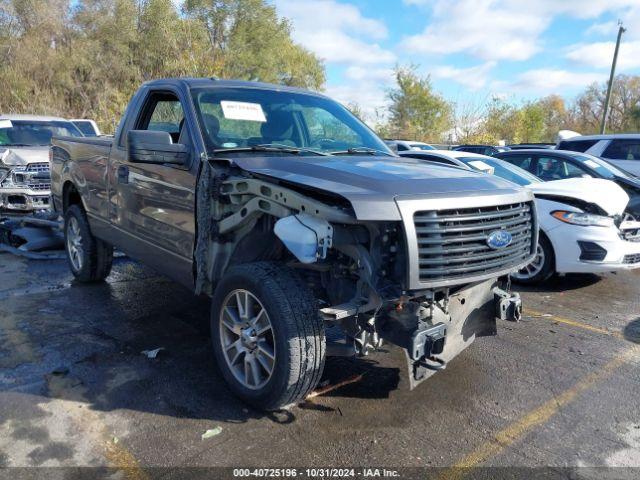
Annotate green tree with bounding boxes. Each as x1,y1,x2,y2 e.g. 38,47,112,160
516,102,545,143
0,0,325,132
385,66,452,142
183,0,324,89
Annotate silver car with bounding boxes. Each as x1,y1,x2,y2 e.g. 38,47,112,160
0,114,83,212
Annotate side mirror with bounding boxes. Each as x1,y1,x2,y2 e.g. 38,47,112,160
127,130,188,165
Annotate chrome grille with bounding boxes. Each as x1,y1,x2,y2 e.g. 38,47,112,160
25,163,49,173
27,183,50,191
414,202,534,282
624,253,640,264
622,229,640,242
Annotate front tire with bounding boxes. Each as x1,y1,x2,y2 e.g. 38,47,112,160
64,204,113,282
210,262,325,411
511,233,555,285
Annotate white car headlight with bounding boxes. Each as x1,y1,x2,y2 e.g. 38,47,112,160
551,210,614,228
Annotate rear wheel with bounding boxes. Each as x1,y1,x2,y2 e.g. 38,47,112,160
64,204,113,282
210,262,325,411
511,233,554,285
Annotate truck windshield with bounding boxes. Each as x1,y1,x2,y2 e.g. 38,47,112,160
190,87,392,156
0,120,83,146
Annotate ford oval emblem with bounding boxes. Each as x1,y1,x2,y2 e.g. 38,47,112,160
486,230,513,249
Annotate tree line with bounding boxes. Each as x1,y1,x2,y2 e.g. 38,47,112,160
375,66,640,145
0,0,325,131
1,0,639,143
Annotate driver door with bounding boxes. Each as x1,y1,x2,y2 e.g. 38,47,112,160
114,89,197,286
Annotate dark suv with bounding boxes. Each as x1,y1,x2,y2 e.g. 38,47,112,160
454,145,510,156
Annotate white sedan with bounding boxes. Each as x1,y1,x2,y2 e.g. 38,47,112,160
399,150,640,284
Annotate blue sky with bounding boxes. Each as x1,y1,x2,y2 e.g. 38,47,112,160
274,0,640,118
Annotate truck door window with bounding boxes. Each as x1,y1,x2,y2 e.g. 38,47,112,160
138,93,185,144
602,139,640,160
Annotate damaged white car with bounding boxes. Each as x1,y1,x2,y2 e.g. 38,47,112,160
0,115,83,212
400,151,640,284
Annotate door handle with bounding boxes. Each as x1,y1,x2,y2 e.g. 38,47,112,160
117,165,129,184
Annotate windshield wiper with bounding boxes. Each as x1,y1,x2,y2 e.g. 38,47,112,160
213,144,330,156
330,147,395,157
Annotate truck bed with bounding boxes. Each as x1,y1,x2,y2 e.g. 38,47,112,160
50,135,114,214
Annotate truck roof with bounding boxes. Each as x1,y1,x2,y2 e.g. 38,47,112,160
0,114,68,121
142,78,328,97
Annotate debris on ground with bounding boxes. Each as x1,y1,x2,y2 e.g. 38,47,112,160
201,427,223,440
307,374,364,399
0,212,65,258
141,348,164,359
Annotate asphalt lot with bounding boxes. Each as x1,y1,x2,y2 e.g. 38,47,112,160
0,251,639,478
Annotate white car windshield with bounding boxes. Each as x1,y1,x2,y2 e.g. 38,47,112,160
461,157,542,186
571,153,627,179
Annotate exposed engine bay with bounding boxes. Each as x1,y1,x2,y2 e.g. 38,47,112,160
194,159,527,387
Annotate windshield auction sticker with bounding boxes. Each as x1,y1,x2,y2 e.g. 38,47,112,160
468,160,494,172
221,101,267,122
0,120,13,129
583,159,601,169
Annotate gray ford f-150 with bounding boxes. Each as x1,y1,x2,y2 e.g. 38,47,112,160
51,78,537,410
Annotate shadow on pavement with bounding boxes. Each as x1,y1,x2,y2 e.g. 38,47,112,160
0,258,403,429
623,318,640,344
514,273,603,293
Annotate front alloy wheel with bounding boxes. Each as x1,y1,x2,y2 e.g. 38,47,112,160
512,243,545,281
210,262,325,411
219,289,276,390
510,233,555,285
66,216,84,272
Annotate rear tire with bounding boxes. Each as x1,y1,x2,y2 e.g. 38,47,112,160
64,204,113,282
511,233,554,285
210,262,325,411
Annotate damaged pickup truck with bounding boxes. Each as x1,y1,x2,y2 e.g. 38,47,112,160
0,115,83,212
51,79,537,410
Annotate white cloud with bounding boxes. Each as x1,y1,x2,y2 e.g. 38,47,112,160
344,66,395,82
401,0,640,62
565,40,640,70
326,82,390,123
275,0,395,65
430,62,496,89
586,21,620,37
502,69,607,94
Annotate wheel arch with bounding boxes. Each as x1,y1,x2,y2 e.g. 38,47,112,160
62,181,85,213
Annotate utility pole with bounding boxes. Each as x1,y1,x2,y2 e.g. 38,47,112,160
600,21,626,134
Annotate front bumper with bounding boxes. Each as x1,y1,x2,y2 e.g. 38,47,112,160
376,279,513,389
0,187,51,211
547,223,640,273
